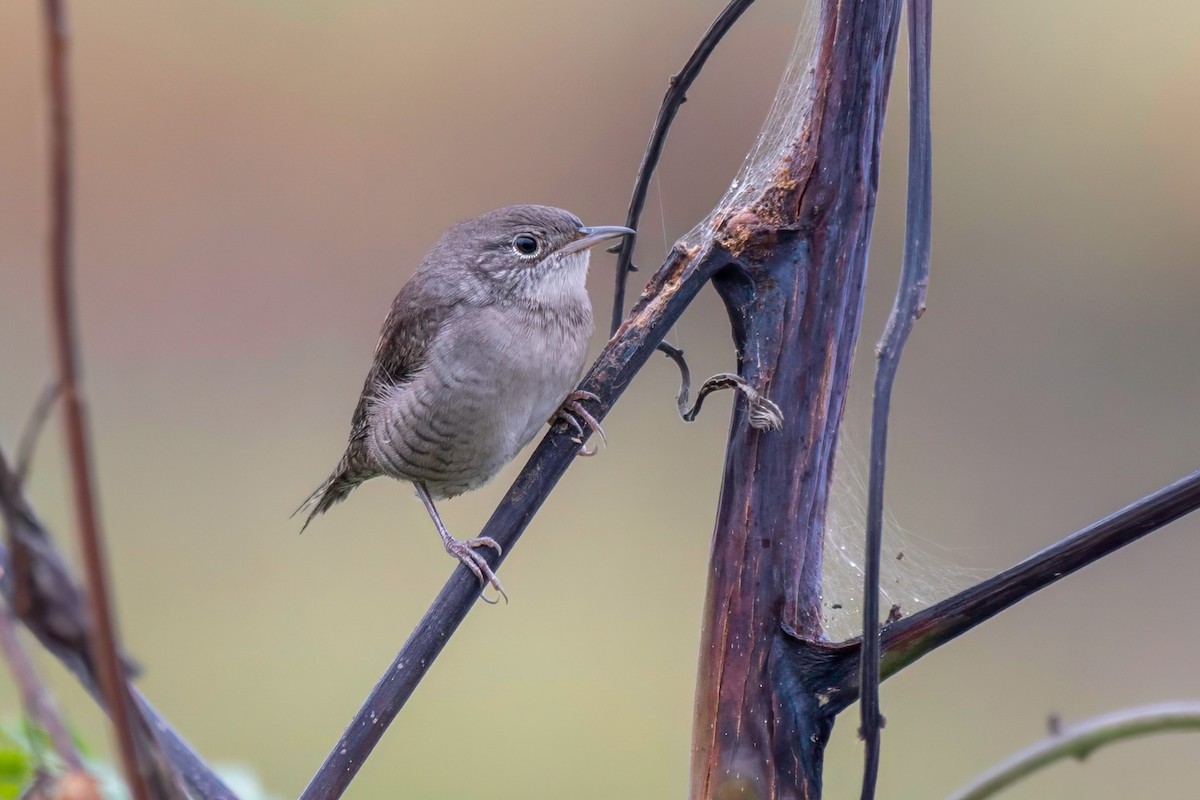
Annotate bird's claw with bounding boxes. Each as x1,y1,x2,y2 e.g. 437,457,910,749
445,536,507,604
551,390,606,456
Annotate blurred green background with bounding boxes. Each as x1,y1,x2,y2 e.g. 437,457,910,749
2,1,1199,797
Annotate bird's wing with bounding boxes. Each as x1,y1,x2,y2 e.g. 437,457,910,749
345,286,451,457
294,282,455,528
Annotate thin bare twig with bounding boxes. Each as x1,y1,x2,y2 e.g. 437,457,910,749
947,703,1200,800
859,1,932,796
15,383,60,487
41,3,152,798
609,0,757,336
0,603,83,770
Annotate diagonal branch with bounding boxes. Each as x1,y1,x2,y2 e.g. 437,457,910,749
875,469,1200,684
608,0,758,336
783,469,1200,713
858,0,932,796
301,244,730,800
0,448,239,800
302,3,780,796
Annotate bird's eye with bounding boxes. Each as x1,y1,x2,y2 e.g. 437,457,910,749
513,235,539,256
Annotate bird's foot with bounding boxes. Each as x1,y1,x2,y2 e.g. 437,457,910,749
444,535,508,604
551,390,606,456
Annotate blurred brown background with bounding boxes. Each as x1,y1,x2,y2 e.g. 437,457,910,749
2,1,1198,798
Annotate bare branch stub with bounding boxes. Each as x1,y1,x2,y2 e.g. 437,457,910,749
661,342,783,430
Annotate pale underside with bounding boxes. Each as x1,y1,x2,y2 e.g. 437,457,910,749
366,260,592,499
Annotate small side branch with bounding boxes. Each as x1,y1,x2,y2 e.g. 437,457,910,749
609,0,758,335
14,382,59,486
40,3,152,797
947,703,1200,800
858,1,932,796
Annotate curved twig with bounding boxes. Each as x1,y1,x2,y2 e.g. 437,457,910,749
41,4,181,796
947,703,1200,800
660,345,783,429
609,0,758,335
858,1,932,796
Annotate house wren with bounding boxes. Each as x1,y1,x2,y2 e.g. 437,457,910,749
297,205,633,601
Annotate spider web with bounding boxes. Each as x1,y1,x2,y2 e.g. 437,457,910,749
683,0,822,249
821,434,989,640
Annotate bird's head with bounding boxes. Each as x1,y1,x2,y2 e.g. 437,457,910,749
427,205,633,306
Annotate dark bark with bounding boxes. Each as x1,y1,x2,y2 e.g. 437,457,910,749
690,1,904,797
11,2,1193,799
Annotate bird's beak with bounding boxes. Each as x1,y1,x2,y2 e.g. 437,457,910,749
559,225,635,256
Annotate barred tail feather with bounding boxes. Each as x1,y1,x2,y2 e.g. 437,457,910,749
294,466,365,533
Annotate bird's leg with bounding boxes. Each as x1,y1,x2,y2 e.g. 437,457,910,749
550,390,606,456
415,483,507,604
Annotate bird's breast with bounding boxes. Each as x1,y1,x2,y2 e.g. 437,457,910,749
367,300,591,497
